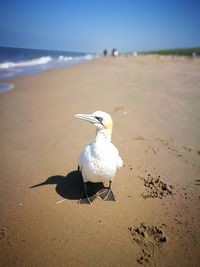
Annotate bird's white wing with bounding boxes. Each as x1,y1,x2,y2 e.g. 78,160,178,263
78,140,123,183
109,142,123,169
117,156,123,169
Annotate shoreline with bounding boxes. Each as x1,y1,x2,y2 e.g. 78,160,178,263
0,56,99,92
0,56,200,266
1,53,199,82
0,82,15,93
0,46,97,82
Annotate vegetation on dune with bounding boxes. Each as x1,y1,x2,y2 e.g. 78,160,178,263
141,47,200,56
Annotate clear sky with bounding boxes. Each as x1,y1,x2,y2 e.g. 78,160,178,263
0,0,200,53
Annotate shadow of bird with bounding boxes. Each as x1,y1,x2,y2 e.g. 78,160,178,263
30,170,105,201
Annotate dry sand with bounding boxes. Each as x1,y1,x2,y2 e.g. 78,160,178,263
0,56,200,267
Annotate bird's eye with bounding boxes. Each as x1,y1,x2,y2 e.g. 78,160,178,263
95,116,103,123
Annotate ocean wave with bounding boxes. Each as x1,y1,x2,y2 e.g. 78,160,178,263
0,56,52,69
0,83,14,92
84,54,93,60
0,47,98,81
58,55,95,61
58,55,73,61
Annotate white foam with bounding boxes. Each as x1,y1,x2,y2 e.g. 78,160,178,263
0,56,52,69
85,54,93,60
0,83,14,92
58,55,73,62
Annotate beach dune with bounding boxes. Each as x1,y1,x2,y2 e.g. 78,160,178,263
0,56,200,267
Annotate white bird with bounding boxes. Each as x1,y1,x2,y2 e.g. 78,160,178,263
75,111,123,204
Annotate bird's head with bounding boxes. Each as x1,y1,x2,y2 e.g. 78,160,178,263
75,111,113,139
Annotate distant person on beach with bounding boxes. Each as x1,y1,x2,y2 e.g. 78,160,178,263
192,51,196,59
112,48,119,57
103,49,107,56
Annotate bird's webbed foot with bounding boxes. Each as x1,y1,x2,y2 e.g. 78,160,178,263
99,181,116,201
78,183,96,205
79,193,96,205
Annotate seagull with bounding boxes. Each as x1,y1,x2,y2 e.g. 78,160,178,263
75,111,123,204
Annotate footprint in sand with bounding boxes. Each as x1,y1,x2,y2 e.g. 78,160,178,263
0,228,6,240
129,223,167,265
140,174,174,199
195,179,200,186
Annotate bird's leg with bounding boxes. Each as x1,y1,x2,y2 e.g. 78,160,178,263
99,181,116,201
79,182,96,205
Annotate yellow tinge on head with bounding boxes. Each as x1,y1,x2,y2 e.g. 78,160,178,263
92,111,113,138
75,111,113,139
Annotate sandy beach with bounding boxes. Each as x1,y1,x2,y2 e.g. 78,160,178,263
0,56,200,267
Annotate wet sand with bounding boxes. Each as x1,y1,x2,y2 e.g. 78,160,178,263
0,56,200,266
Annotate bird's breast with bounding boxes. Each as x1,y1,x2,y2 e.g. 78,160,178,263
79,140,120,182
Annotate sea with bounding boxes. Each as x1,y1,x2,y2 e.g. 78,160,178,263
0,46,98,92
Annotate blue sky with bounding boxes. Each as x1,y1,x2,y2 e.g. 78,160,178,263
0,0,200,52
